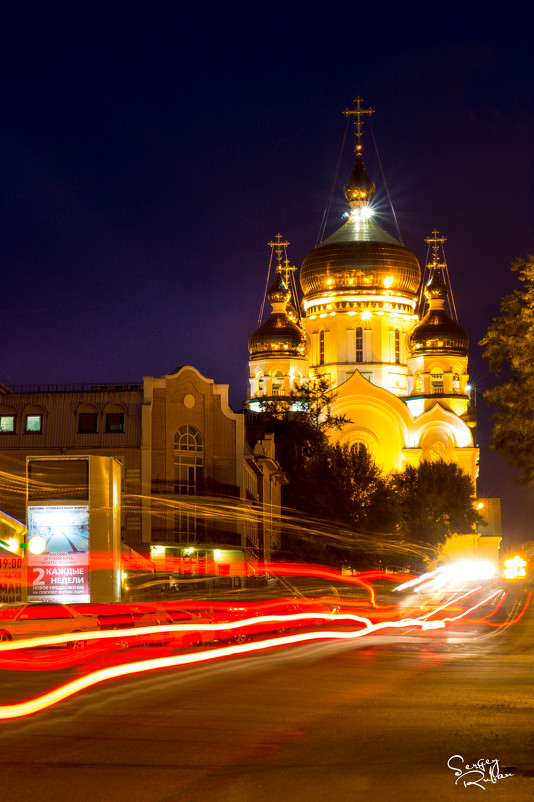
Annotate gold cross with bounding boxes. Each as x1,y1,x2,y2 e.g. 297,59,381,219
343,96,375,153
425,229,447,265
268,233,290,270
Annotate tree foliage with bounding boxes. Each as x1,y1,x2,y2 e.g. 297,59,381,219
480,256,534,483
392,459,482,556
257,372,350,476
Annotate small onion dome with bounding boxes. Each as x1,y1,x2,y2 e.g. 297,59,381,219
249,270,307,358
409,307,469,357
344,154,376,204
300,216,421,300
408,267,468,355
425,267,448,300
248,315,307,359
267,271,290,304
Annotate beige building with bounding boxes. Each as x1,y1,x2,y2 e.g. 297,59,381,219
0,368,283,586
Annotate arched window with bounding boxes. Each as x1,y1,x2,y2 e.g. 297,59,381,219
394,329,401,365
355,327,363,363
174,425,204,495
319,331,325,365
430,370,444,394
350,441,367,458
271,370,284,396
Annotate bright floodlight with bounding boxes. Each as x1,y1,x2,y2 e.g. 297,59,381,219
504,556,527,579
445,560,496,580
28,536,47,555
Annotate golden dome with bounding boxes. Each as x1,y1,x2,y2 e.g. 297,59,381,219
408,311,469,355
248,271,307,359
408,268,468,355
300,216,421,300
300,146,420,301
248,315,307,359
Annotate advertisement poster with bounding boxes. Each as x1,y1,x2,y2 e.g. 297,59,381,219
0,552,24,604
26,505,90,603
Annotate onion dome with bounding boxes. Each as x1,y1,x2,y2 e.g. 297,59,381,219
300,145,420,301
248,272,307,359
408,267,468,355
344,154,376,203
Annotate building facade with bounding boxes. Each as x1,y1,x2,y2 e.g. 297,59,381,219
0,368,283,587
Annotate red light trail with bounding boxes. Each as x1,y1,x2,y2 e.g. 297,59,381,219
0,582,526,720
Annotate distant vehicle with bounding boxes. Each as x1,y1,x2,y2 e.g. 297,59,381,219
0,602,97,645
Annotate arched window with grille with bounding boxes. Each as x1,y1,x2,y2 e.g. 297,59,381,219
174,425,204,494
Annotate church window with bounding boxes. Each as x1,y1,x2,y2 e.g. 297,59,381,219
394,329,400,364
271,370,284,396
452,373,460,393
174,425,204,495
355,327,363,363
430,372,443,394
319,331,325,365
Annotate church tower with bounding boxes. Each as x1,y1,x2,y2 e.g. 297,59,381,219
247,235,308,407
300,98,421,397
246,101,479,483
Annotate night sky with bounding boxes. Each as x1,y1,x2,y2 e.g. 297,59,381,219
2,7,534,547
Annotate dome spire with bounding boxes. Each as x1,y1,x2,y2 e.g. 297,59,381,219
408,231,468,356
424,229,448,305
342,97,376,206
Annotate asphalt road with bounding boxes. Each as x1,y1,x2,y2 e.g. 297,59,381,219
0,589,533,802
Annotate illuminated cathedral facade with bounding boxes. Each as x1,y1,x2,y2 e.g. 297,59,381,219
247,101,479,485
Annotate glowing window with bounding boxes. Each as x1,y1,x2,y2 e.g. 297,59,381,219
319,331,325,365
0,415,15,433
395,330,400,364
25,415,42,433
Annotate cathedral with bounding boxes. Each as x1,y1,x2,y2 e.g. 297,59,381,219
247,101,479,486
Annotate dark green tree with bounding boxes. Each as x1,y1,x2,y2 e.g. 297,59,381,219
257,372,350,476
284,442,395,532
392,459,483,558
480,256,534,483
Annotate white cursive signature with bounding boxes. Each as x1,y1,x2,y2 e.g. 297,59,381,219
447,755,514,789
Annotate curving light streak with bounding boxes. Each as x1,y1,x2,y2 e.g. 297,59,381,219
0,589,514,720
0,612,373,653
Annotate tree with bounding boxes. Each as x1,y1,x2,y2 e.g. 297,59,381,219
480,256,534,483
284,442,395,532
257,372,350,476
392,459,483,559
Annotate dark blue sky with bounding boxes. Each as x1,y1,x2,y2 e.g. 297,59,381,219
1,7,534,545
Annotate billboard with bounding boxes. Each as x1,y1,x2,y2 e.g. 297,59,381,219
26,505,90,603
